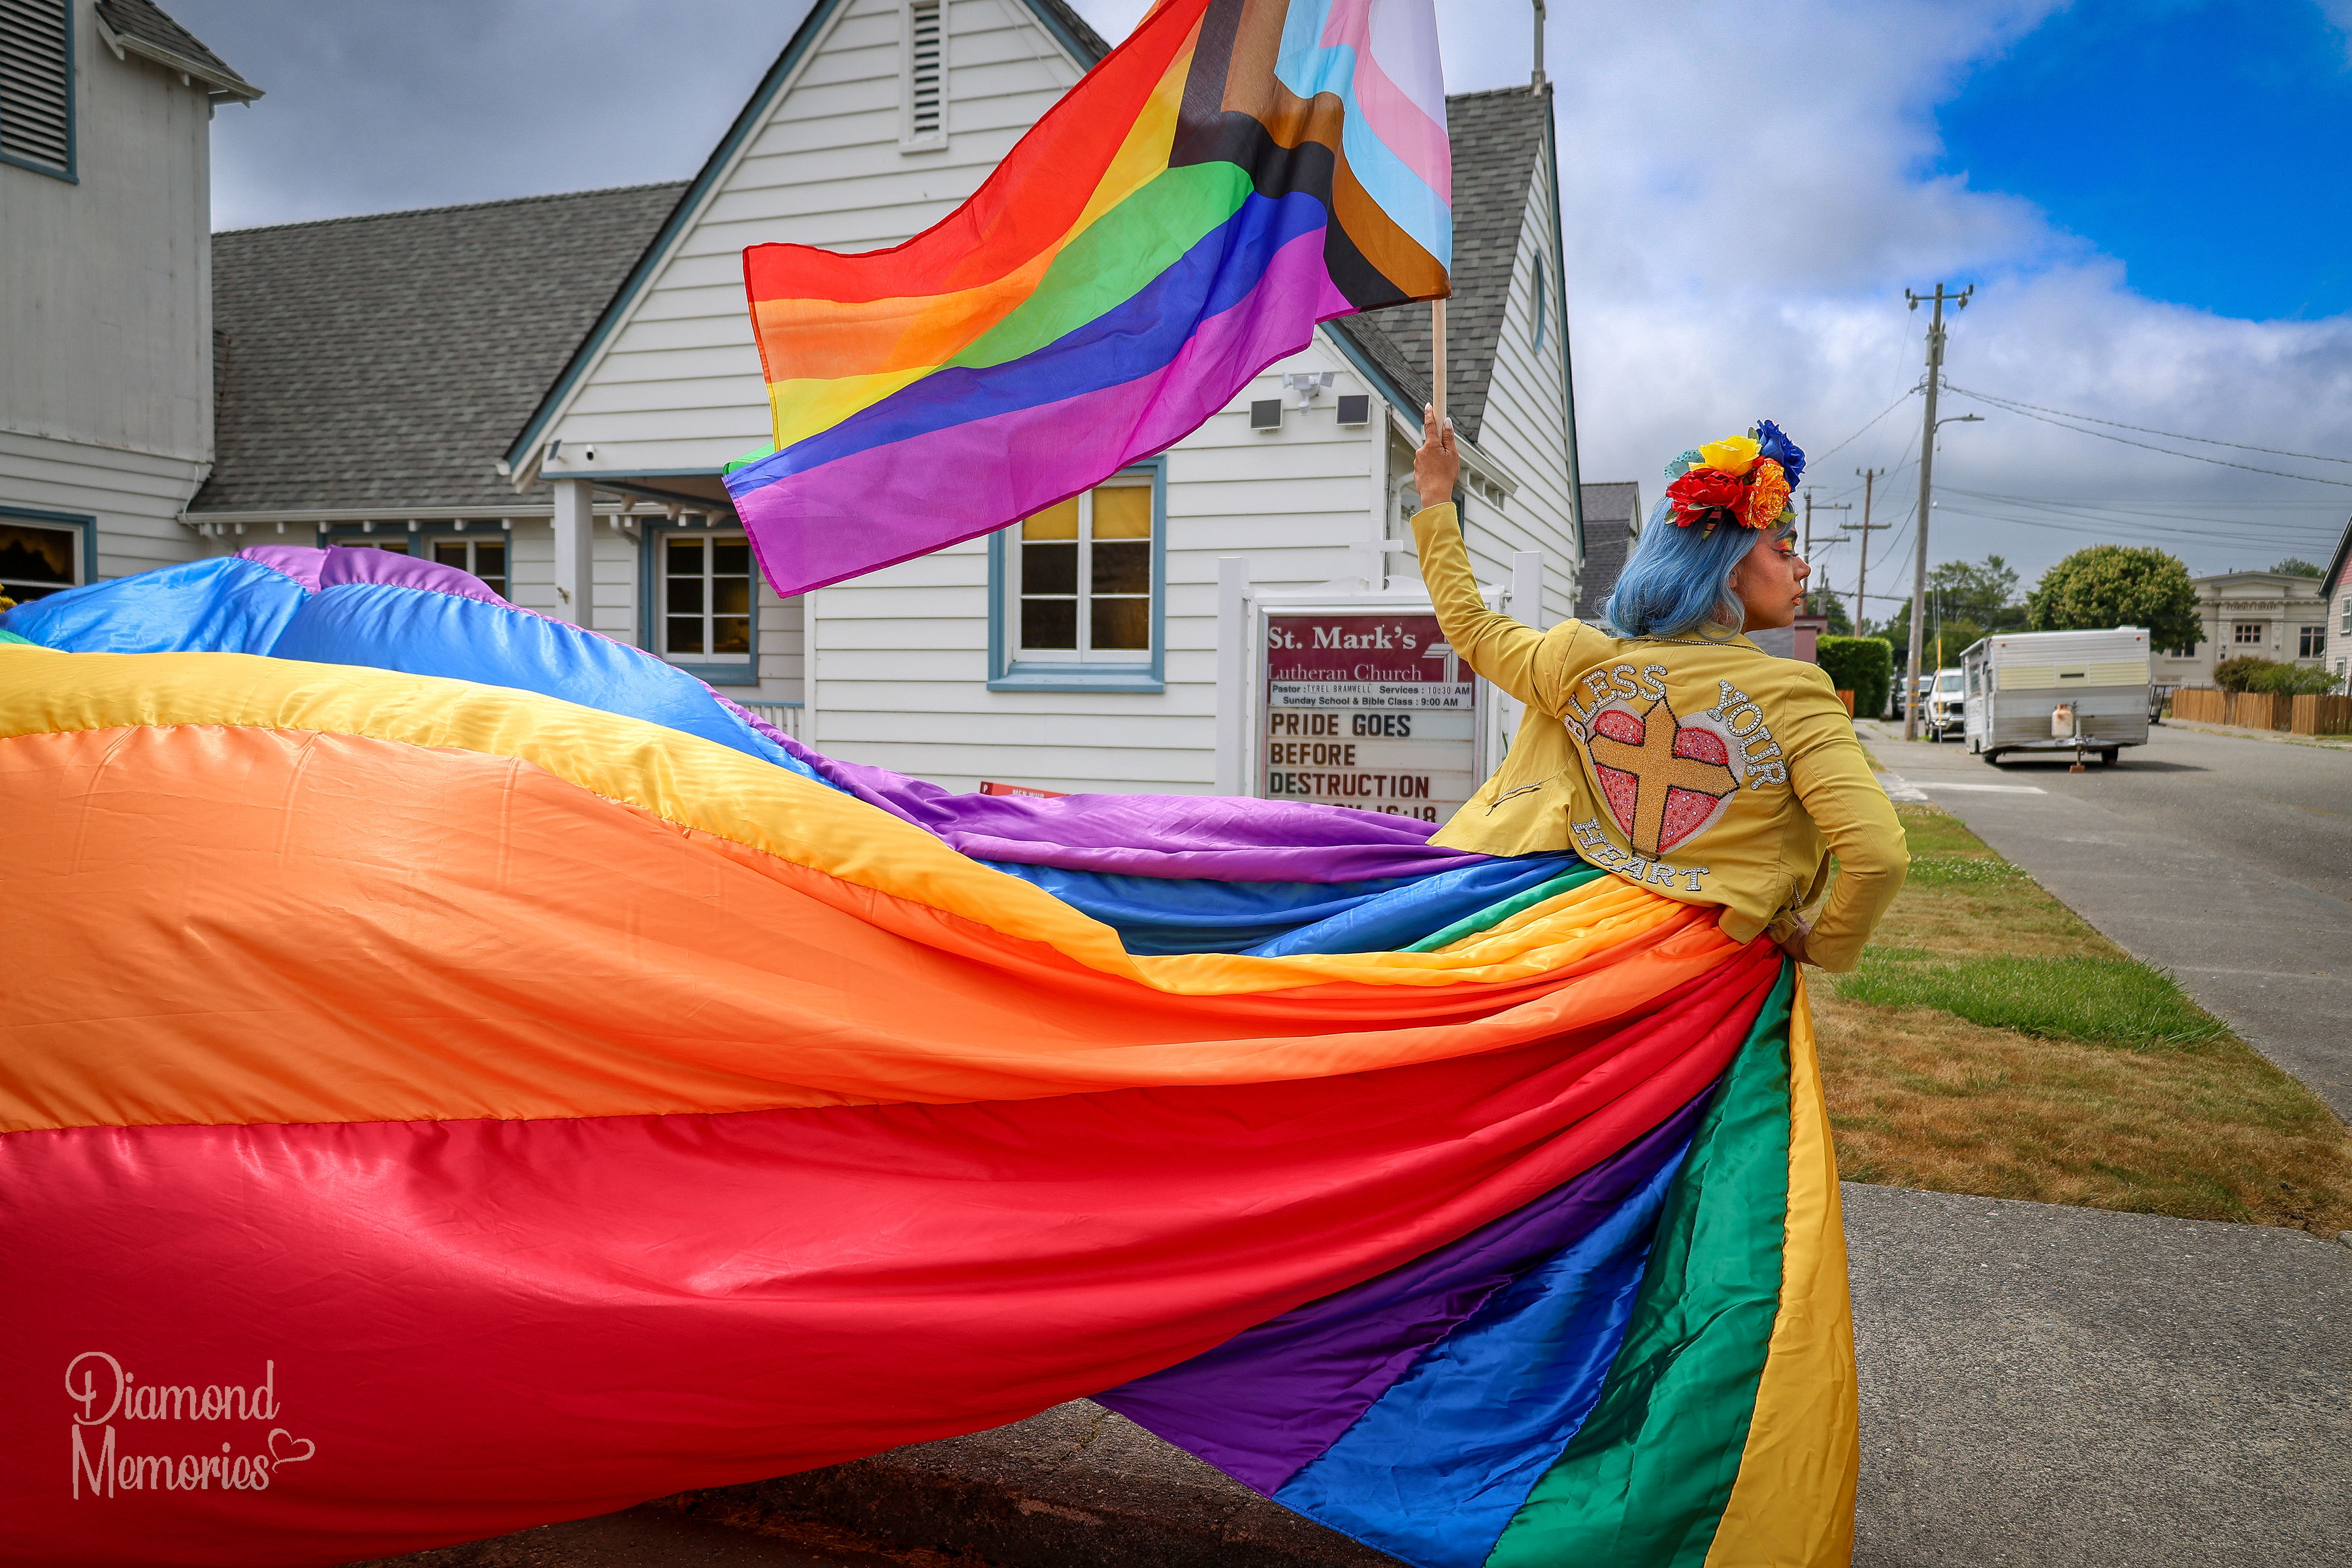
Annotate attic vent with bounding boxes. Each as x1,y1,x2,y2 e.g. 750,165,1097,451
0,0,73,178
904,0,944,147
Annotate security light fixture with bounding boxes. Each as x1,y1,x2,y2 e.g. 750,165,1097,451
1285,370,1335,408
1249,399,1283,432
1336,395,1371,426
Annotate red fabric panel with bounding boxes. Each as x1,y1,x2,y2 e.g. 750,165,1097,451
1,946,1777,1567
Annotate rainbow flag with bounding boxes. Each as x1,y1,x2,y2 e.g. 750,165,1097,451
2,555,1856,1568
721,0,1453,597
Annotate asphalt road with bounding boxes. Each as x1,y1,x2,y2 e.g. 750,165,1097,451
1863,719,2352,1119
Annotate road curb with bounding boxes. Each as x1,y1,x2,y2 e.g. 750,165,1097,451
662,1401,1401,1568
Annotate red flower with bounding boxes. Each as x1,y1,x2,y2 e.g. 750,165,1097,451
1667,466,1743,521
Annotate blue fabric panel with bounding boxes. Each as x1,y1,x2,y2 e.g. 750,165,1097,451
979,862,1420,955
267,583,833,787
1273,1152,1688,1568
1,557,307,655
1247,855,1584,957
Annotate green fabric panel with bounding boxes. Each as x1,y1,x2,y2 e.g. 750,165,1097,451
1485,962,1795,1568
1402,866,1607,953
723,446,777,475
943,163,1251,372
0,628,33,645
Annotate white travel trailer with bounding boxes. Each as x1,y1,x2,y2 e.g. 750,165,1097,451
1960,627,2151,765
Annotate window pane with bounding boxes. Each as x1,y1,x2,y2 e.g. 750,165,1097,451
1092,540,1151,595
476,544,506,577
1092,596,1149,651
432,541,467,568
713,578,751,616
1092,486,1151,540
666,616,704,655
1022,540,1077,596
1022,597,1077,649
713,538,751,575
713,617,753,655
0,523,75,586
667,578,704,613
333,539,409,554
667,538,704,576
1021,498,1079,540
480,576,508,598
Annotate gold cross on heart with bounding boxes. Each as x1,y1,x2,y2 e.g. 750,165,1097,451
1584,694,1740,857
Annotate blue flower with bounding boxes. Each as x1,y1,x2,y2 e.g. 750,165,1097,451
1754,421,1805,487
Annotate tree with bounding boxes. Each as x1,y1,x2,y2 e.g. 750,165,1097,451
1817,636,1893,718
2026,545,2200,653
1880,555,2025,669
2272,557,2323,578
1804,589,1854,636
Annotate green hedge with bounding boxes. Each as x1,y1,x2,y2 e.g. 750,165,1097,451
1817,636,1893,718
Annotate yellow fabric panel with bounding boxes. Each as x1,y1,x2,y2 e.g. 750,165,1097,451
1703,970,1859,1568
0,646,1709,996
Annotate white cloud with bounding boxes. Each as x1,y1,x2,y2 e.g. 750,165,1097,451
1071,0,2352,587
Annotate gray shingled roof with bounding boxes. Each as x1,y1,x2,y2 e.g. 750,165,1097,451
1574,481,1642,621
193,183,687,515
1331,84,1551,446
95,0,257,97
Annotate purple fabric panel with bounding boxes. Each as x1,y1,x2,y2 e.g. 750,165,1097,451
731,231,1352,598
234,544,325,593
235,545,518,608
1095,1086,1714,1494
708,690,1480,883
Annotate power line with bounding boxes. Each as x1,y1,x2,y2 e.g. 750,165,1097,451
1940,385,2352,466
1942,385,2352,489
1811,384,1920,463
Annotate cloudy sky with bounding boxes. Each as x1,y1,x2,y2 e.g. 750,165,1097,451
171,0,2352,610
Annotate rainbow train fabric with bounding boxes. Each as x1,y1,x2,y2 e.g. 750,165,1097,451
723,0,1452,597
1,550,1856,1568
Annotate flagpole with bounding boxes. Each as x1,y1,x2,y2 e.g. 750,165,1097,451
1431,298,1447,425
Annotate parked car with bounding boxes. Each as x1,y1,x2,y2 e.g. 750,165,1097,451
1960,627,2151,765
1925,667,1965,740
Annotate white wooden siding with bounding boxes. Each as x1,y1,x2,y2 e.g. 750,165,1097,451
0,428,208,580
1,1,214,464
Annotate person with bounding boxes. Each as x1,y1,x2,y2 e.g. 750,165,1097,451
1409,405,1906,970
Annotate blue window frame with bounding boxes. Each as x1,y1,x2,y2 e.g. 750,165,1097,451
987,459,1166,693
319,523,513,600
0,504,93,603
0,0,76,182
639,516,760,686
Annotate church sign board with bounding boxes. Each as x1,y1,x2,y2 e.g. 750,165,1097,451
1258,609,1480,825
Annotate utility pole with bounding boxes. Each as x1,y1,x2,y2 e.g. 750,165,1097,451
1801,489,1849,622
1844,466,1889,637
1901,283,1975,740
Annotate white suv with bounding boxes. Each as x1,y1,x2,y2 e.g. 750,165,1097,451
1925,667,1965,740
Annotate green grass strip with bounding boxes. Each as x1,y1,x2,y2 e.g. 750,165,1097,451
1486,964,1795,1568
1838,951,2227,1050
945,163,1250,372
1402,866,1607,953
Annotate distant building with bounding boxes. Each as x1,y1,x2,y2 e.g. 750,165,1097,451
1572,480,1642,624
2321,519,2352,693
0,0,257,607
2153,568,2330,688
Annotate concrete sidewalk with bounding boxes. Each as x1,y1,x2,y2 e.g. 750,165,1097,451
368,1186,2352,1568
1862,719,2352,1120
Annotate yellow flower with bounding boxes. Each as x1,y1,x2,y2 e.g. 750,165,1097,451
1694,434,1760,476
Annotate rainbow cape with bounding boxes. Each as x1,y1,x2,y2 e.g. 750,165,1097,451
1,551,1855,1568
721,0,1453,597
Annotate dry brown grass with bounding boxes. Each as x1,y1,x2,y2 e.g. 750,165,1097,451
1818,805,2352,1232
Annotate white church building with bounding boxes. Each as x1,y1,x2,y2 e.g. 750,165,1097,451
13,0,1599,798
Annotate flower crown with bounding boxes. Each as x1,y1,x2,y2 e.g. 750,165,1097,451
1662,421,1805,532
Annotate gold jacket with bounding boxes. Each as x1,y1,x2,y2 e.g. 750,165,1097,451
1413,503,1907,972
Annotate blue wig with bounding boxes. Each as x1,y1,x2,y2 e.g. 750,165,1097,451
1602,498,1788,640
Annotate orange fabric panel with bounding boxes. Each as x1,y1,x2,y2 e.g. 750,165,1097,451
2,725,1740,1134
